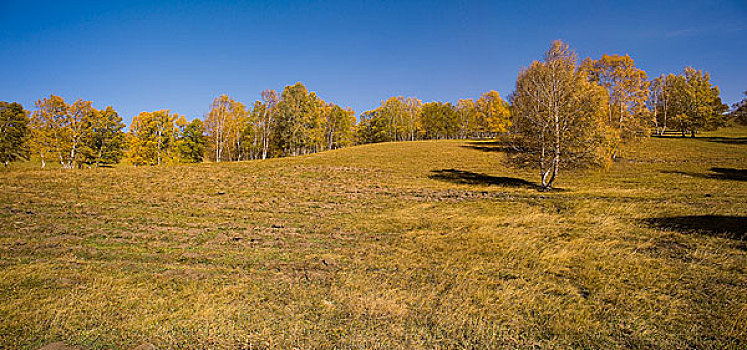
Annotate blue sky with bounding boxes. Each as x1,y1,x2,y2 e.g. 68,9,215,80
1,0,745,125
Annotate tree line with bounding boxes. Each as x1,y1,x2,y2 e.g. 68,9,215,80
2,40,742,190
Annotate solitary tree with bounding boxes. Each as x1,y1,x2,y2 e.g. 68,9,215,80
0,102,31,166
509,40,613,190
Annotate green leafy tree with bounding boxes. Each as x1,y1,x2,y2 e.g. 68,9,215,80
509,40,614,190
420,102,458,140
176,117,207,163
324,104,356,150
357,109,390,144
357,96,421,143
0,102,31,166
79,106,125,167
669,67,728,137
274,82,320,156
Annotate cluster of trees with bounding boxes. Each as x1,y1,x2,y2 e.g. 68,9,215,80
199,83,356,162
0,40,740,184
128,110,206,166
29,95,126,168
649,69,729,137
357,91,510,143
508,40,731,189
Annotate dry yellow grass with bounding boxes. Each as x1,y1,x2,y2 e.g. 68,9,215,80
1,127,745,349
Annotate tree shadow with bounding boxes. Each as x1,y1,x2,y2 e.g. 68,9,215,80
643,215,747,241
461,141,516,153
652,135,747,144
662,167,747,181
710,167,747,181
428,169,541,189
697,136,747,145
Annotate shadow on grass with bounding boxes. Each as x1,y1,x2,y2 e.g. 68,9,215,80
461,140,516,153
429,169,540,189
652,135,747,144
662,167,747,181
644,215,747,241
698,136,747,145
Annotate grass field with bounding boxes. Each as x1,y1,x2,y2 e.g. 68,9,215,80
1,127,746,349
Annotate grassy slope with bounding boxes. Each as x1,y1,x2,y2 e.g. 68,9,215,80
1,127,745,349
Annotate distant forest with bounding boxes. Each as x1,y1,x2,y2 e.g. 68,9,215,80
2,40,745,187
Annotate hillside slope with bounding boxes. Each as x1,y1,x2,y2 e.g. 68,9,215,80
1,128,746,349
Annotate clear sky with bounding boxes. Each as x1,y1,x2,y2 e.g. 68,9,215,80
1,0,745,125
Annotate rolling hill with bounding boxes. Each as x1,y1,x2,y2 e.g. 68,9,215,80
1,127,746,349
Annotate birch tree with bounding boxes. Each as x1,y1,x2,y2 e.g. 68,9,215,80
30,95,66,168
582,54,650,153
258,89,279,159
324,104,356,150
670,67,728,137
509,40,613,190
476,90,511,137
275,83,317,156
128,110,179,166
649,74,683,135
456,98,477,139
404,97,422,141
31,95,97,168
205,95,232,162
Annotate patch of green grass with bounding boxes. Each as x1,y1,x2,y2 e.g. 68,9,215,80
1,127,746,349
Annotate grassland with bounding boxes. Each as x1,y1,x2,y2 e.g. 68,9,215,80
1,127,746,349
